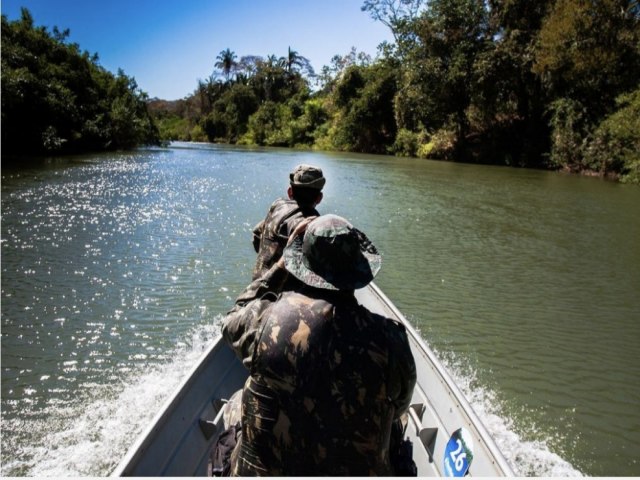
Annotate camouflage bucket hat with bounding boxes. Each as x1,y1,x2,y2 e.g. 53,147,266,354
283,214,381,290
289,164,326,190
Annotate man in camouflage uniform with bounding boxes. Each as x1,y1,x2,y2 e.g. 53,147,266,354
223,214,416,476
251,164,325,281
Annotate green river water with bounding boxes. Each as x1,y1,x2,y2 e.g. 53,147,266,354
2,142,639,476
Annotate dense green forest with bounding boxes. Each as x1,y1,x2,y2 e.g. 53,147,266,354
1,8,160,157
3,2,639,183
149,0,640,183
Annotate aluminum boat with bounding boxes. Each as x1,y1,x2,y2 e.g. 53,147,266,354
112,282,514,477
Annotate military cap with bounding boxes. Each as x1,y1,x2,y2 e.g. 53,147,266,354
283,214,381,290
289,164,326,190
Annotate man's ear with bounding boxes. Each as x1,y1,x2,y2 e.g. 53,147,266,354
287,186,294,199
315,192,324,206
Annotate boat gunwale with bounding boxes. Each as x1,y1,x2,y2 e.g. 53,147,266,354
111,337,226,476
365,282,515,476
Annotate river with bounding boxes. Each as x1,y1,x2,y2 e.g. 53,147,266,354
2,142,639,476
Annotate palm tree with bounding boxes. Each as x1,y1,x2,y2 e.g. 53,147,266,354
215,48,237,81
281,47,314,78
283,46,302,73
266,54,280,68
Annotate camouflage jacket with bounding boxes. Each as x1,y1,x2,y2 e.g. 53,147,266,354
251,198,319,281
222,265,417,476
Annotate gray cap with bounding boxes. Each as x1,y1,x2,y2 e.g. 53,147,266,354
289,164,326,190
283,214,381,291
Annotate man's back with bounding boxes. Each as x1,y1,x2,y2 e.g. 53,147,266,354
252,198,317,280
232,288,416,476
252,164,325,281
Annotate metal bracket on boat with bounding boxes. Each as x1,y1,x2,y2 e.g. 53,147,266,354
199,398,228,440
199,418,217,440
409,403,438,463
410,402,426,421
213,398,226,412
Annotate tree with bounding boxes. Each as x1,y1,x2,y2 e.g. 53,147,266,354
534,0,640,117
395,0,491,157
316,47,373,92
468,0,553,166
245,100,291,146
250,56,288,102
534,0,640,172
329,63,398,153
361,0,425,41
215,48,238,81
237,55,264,77
585,87,640,183
1,8,158,156
281,46,315,78
202,83,258,142
283,47,301,73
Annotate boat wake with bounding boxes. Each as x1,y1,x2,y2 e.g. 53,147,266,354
434,349,584,477
1,322,222,477
3,320,582,477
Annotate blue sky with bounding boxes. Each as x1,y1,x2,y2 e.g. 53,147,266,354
2,0,393,100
